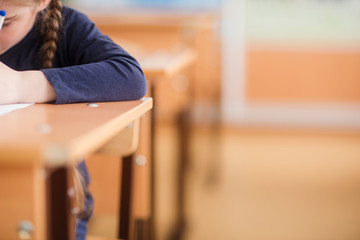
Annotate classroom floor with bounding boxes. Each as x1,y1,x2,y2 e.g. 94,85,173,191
155,123,360,240
87,121,360,240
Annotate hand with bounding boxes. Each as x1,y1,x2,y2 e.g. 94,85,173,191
0,62,56,104
0,61,22,104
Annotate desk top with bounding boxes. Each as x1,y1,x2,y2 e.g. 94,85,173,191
0,98,152,167
137,48,196,79
111,38,196,80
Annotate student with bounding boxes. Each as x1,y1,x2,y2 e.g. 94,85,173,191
0,0,147,239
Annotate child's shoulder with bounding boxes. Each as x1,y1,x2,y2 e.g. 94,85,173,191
61,6,93,26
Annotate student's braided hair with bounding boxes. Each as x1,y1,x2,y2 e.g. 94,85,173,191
38,0,63,69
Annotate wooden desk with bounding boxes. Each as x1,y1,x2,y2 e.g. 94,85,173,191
113,41,196,120
114,41,196,240
135,47,196,78
0,98,152,240
83,47,195,240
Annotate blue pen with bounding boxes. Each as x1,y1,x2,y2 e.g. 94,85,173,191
0,10,6,31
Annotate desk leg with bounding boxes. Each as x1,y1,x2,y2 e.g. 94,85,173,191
173,108,192,240
150,82,156,240
179,108,191,235
46,166,74,240
166,108,191,240
118,154,134,239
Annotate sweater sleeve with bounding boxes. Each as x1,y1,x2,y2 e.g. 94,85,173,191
41,9,147,104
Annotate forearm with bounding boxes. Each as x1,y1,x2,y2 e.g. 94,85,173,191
18,70,56,103
42,61,147,104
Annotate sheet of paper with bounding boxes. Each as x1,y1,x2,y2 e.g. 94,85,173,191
0,103,34,117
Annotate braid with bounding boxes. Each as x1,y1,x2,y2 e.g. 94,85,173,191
39,0,63,69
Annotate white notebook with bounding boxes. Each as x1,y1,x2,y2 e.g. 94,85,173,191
0,103,33,117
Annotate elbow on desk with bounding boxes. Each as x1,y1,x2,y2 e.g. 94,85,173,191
119,68,148,101
131,67,148,100
111,56,148,100
131,75,148,100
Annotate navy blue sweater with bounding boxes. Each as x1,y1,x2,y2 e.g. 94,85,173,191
0,7,147,104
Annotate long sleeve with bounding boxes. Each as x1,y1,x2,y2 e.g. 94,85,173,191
41,8,147,104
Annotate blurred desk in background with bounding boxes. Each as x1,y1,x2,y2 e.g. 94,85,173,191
87,11,220,240
89,11,221,122
87,35,197,240
122,42,196,121
132,45,196,240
